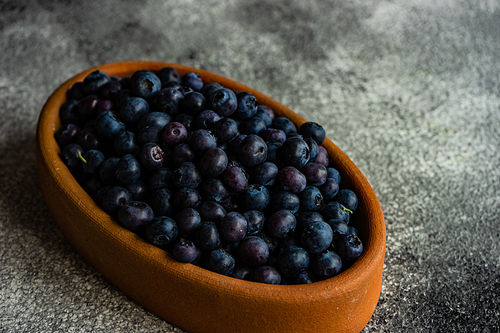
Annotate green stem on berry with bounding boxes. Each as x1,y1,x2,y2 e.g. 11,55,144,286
344,207,353,214
78,151,87,164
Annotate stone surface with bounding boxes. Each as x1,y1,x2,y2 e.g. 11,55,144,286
1,0,499,332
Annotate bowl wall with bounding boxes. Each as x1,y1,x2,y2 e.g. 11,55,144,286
36,61,386,333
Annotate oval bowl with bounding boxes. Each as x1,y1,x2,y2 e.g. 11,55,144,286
36,61,386,333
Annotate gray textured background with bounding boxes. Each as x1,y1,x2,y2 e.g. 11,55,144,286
1,0,500,332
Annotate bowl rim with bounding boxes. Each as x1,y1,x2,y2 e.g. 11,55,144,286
37,60,386,304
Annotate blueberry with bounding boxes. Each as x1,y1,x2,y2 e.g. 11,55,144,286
301,162,327,187
154,88,184,116
196,221,221,251
172,162,202,189
314,146,329,167
171,143,196,166
157,67,181,83
115,154,141,186
145,216,178,248
117,201,154,232
175,113,196,132
333,234,363,261
172,187,202,209
288,271,315,284
271,191,300,214
126,179,149,202
301,221,333,254
250,265,281,285
250,162,278,186
208,88,238,117
120,97,149,123
265,141,282,164
67,82,85,101
201,82,223,99
101,186,131,216
326,220,350,242
147,167,174,192
99,157,119,185
327,167,341,184
201,178,230,203
239,116,267,135
321,201,350,224
137,112,172,132
234,92,258,120
223,165,249,193
131,70,161,100
240,184,270,211
278,137,310,169
61,143,85,168
272,117,297,136
79,95,101,120
174,208,201,240
242,210,265,235
260,128,287,144
212,117,239,143
276,246,309,278
204,248,235,276
189,129,218,156
335,189,359,213
278,166,307,194
296,211,324,234
172,238,198,263
198,148,228,178
81,149,105,174
95,111,125,141
198,201,226,226
304,137,319,162
114,131,139,156
99,80,122,101
298,121,326,145
238,236,269,267
82,70,111,96
160,121,188,146
319,178,340,201
255,105,273,127
59,99,83,125
181,92,206,115
137,125,161,145
238,134,267,167
151,188,173,216
196,110,221,129
181,72,204,92
220,211,248,244
55,123,80,148
298,186,324,212
231,263,253,280
75,126,102,151
267,209,296,239
310,250,342,279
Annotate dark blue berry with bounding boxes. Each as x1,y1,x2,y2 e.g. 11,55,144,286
157,67,181,83
276,246,309,278
172,162,202,189
151,188,173,216
267,209,296,239
117,201,154,232
298,121,326,145
333,234,363,261
299,186,324,212
154,88,184,116
234,92,258,120
301,221,333,254
250,265,281,284
310,250,342,279
181,72,204,92
120,97,149,124
131,70,161,100
238,134,267,167
196,221,221,251
115,154,141,186
94,111,125,141
207,88,238,117
172,239,198,263
82,70,111,96
198,148,228,178
145,216,178,248
204,248,235,276
240,184,270,211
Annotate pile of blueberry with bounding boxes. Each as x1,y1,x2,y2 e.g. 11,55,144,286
55,67,363,285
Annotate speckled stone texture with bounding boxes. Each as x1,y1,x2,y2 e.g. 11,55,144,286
1,0,499,332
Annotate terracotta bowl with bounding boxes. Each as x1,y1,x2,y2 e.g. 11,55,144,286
36,61,386,333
